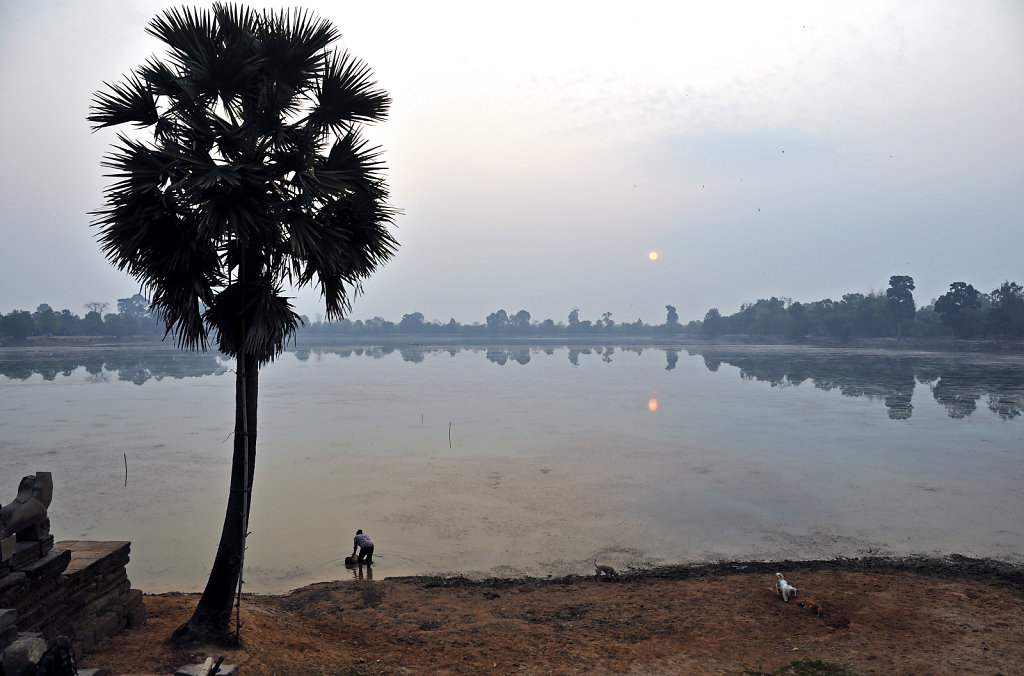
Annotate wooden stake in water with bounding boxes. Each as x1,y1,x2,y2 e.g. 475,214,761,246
124,453,128,487
449,422,452,448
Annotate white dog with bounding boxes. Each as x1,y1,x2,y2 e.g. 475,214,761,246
776,573,798,602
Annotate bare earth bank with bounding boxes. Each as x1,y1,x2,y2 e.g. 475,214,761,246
79,557,1024,675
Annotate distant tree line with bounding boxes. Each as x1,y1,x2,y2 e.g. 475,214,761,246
298,305,684,339
299,276,1024,340
4,277,1023,343
697,277,1024,341
0,294,163,341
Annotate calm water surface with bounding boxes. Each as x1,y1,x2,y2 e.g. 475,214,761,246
1,343,1021,592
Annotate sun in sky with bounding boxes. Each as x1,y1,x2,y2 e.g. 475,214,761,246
648,251,659,261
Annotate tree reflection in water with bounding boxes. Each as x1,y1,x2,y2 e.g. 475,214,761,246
685,347,1023,421
665,349,679,371
3,344,1021,421
0,348,226,384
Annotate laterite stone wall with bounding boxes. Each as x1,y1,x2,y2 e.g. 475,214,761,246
0,540,144,662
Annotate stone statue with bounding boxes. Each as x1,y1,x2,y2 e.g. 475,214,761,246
0,471,52,540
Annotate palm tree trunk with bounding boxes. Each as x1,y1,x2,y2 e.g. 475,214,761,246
175,352,258,643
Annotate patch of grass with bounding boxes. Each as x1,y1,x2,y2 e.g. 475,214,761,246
745,658,857,676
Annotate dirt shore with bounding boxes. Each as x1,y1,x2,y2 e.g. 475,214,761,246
78,557,1024,675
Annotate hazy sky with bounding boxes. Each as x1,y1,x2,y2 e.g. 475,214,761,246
1,1,1022,325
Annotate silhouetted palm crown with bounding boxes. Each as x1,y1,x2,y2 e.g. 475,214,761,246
89,3,397,361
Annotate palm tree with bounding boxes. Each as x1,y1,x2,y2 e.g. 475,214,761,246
88,3,397,642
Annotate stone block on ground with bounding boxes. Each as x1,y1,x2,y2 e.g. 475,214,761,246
91,611,124,643
2,635,47,676
121,587,144,609
176,661,239,676
126,600,147,627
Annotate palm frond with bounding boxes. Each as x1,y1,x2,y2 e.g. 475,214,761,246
324,128,390,188
293,188,399,320
211,2,259,42
305,51,390,132
89,74,160,130
282,212,322,259
146,6,218,72
138,56,183,96
92,196,220,351
256,6,339,91
98,133,172,194
150,4,263,108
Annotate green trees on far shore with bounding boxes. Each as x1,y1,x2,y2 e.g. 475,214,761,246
694,277,1024,341
5,277,1024,343
0,294,162,341
298,276,1024,341
302,276,1023,341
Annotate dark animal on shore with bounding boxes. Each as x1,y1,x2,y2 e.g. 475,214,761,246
799,599,824,615
594,561,619,579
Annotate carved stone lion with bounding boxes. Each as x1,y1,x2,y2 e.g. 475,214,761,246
0,471,53,541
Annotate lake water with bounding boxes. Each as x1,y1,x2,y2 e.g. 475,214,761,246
1,343,1022,593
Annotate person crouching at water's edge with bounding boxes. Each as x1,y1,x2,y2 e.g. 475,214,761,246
353,529,374,564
